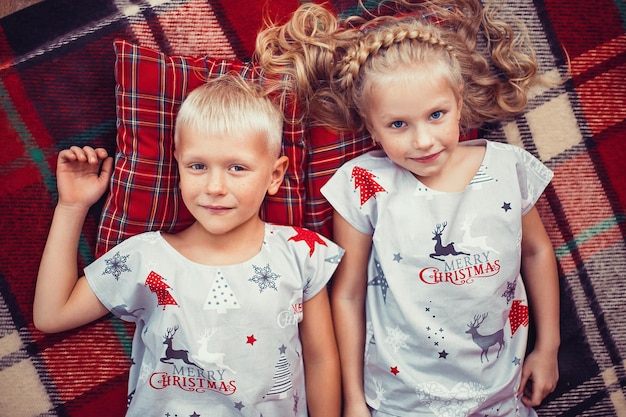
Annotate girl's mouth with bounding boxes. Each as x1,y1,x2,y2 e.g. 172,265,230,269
411,151,441,163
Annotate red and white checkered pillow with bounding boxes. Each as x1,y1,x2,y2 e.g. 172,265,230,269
96,40,308,256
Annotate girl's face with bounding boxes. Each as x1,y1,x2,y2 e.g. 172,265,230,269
363,66,463,188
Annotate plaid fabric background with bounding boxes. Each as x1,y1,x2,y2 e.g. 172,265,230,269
0,0,624,416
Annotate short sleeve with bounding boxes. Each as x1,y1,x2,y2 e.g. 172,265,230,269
320,154,383,236
85,232,160,321
510,145,554,215
282,226,344,302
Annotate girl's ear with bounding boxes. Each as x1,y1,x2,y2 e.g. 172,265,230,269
267,155,289,195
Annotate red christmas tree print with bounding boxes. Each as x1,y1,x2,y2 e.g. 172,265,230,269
509,299,529,335
145,271,178,310
352,166,386,206
288,226,327,257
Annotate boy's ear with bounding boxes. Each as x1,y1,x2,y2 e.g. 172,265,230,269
267,156,289,196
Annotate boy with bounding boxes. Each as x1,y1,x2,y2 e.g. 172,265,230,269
34,75,342,417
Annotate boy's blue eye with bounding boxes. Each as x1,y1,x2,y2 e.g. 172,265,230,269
230,165,245,172
390,121,406,129
190,163,206,170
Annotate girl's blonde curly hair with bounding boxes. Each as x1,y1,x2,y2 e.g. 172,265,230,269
256,0,540,132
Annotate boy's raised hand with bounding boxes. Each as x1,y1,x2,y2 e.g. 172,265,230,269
56,146,113,209
34,146,113,333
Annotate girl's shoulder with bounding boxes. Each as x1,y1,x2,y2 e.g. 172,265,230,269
466,139,547,167
480,139,532,159
476,140,554,190
338,149,396,172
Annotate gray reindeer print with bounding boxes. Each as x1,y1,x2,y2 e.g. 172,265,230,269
161,325,201,368
465,313,505,363
430,222,470,261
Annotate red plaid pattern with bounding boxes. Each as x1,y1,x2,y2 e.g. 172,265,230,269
2,1,624,415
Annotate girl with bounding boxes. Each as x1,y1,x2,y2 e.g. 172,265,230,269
256,2,560,416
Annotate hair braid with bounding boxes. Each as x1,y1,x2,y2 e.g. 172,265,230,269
338,22,453,92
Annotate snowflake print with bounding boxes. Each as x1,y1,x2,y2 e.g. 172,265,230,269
102,252,131,280
385,325,409,353
249,264,280,293
368,378,387,408
415,381,488,417
303,277,312,295
139,363,151,382
502,280,517,304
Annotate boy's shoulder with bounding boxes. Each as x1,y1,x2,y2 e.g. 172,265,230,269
266,223,340,252
267,223,329,241
101,231,163,257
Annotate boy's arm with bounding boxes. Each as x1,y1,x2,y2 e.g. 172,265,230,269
518,206,560,406
300,286,341,417
330,212,372,417
33,146,113,333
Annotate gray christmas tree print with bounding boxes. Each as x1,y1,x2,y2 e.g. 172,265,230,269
204,269,240,314
266,345,293,398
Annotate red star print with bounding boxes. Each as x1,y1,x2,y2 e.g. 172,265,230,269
509,299,529,335
145,271,178,310
390,366,400,375
247,335,257,345
288,226,327,256
352,166,386,206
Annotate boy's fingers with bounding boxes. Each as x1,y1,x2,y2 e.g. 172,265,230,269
100,157,114,180
80,146,101,164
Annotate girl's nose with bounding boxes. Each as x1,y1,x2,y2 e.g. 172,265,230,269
411,128,435,150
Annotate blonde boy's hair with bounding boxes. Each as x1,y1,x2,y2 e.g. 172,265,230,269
174,74,284,158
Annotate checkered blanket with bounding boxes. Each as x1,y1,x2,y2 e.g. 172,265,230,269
1,0,624,416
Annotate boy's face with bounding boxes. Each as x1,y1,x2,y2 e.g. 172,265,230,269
175,125,287,238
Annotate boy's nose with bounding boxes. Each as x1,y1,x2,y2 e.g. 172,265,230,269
206,172,227,194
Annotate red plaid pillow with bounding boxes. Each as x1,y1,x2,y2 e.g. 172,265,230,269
96,40,307,256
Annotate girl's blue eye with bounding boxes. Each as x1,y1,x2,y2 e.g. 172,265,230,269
190,163,205,170
390,121,406,129
230,165,245,172
431,111,443,120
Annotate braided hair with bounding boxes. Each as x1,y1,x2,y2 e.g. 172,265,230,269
256,0,540,132
334,17,462,131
